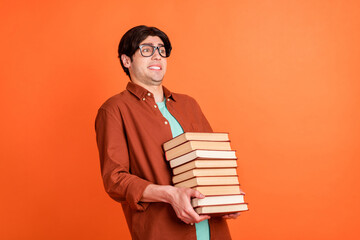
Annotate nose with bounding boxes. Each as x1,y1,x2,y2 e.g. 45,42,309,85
151,47,162,60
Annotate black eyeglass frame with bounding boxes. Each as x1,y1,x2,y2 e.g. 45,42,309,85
138,44,169,58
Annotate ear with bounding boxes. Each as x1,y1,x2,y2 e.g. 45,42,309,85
121,54,131,68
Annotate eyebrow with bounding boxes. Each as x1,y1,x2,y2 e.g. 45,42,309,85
141,43,165,46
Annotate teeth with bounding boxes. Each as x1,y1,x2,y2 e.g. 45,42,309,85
149,66,161,70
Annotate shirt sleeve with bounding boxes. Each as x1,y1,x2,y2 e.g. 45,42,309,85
95,107,152,211
189,96,213,133
195,99,213,132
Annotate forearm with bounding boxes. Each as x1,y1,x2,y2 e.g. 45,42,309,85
140,184,174,203
141,184,210,224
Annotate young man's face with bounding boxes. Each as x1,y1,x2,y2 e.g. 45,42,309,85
122,35,167,87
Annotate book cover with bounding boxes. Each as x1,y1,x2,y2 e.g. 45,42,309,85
194,203,248,215
172,168,238,184
191,194,245,207
174,176,239,188
163,132,230,151
165,141,232,161
169,150,237,168
172,160,238,175
192,185,241,196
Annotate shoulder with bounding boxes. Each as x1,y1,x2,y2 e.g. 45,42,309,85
98,90,131,114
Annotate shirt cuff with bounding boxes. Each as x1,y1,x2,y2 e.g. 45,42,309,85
126,178,152,211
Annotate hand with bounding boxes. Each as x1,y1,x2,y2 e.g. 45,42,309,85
222,212,241,219
167,187,211,225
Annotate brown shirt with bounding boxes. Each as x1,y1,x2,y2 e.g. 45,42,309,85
95,82,232,240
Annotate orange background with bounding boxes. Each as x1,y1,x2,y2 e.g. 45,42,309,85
1,1,360,239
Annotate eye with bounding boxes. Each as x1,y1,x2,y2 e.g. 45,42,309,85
159,47,166,54
142,47,152,52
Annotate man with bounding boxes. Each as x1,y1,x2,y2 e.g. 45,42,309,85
95,25,239,240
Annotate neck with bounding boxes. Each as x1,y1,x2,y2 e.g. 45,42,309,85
132,80,164,102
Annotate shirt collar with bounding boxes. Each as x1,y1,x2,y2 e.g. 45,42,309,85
126,81,176,101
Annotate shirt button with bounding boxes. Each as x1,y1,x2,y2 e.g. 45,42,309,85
147,93,151,96
154,105,157,108
167,98,170,101
164,121,168,125
142,98,146,101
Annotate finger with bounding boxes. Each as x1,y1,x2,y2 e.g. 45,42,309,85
233,212,241,217
223,212,241,219
189,189,205,199
228,213,240,219
197,214,211,222
177,205,199,224
192,212,211,223
183,206,209,224
185,214,210,225
179,205,210,224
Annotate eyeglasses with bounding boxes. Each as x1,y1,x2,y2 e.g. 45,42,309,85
139,44,169,58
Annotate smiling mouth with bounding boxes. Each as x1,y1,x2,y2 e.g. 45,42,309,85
148,66,161,70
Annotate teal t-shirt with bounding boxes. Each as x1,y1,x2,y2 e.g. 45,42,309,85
157,99,210,240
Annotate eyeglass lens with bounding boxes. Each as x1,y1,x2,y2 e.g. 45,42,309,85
140,45,167,57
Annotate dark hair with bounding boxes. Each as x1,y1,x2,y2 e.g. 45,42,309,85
118,25,172,77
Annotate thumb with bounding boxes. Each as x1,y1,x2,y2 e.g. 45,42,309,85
190,189,205,199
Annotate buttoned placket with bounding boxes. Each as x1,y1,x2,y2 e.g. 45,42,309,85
142,92,172,127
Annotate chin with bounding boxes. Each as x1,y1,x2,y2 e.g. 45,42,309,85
152,80,163,85
149,78,163,85
152,75,164,82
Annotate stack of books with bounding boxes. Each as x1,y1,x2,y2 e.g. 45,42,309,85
163,132,248,215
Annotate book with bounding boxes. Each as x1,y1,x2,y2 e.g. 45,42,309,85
193,185,241,196
194,203,248,215
165,141,232,161
172,168,238,184
163,132,230,151
191,194,245,207
169,150,237,168
174,176,239,188
163,132,249,216
172,160,238,175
